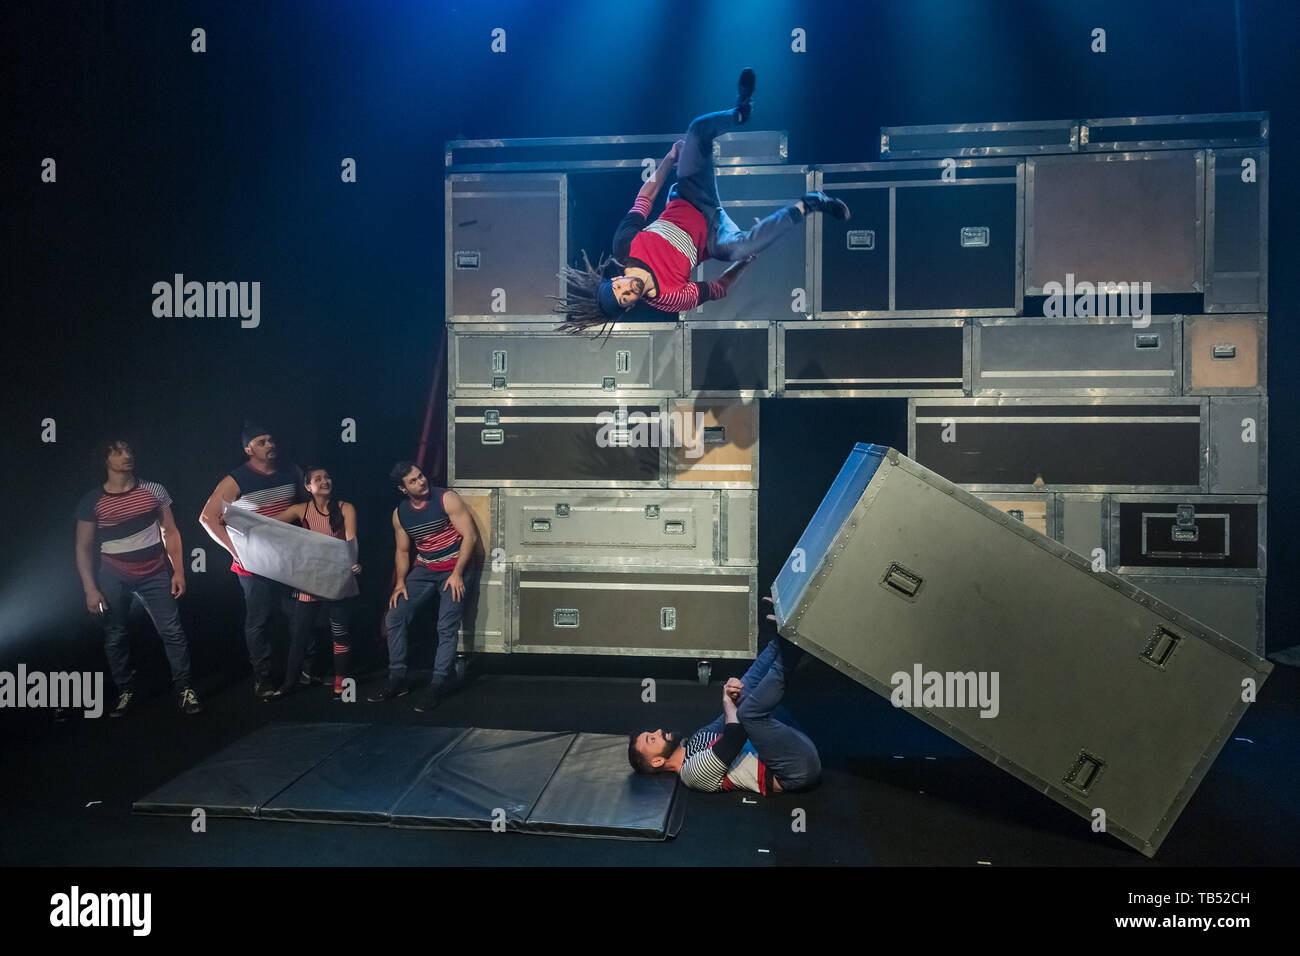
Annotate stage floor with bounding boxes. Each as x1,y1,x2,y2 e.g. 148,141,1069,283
2,655,1297,866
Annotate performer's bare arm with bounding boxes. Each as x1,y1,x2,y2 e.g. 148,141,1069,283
389,508,411,608
158,504,187,598
272,502,307,524
441,490,479,602
342,502,360,573
199,476,241,558
637,141,684,206
75,520,103,614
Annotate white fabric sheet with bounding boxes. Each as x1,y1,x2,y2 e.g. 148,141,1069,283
223,502,359,600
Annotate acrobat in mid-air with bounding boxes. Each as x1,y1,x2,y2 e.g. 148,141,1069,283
551,69,849,334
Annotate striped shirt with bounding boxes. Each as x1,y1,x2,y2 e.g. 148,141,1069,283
613,196,727,313
679,723,774,795
398,491,462,572
227,462,304,575
296,501,353,602
76,480,173,578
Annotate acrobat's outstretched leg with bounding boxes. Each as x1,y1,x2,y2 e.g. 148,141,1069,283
672,70,849,264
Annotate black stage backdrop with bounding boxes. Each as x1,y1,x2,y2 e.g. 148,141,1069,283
4,0,1298,684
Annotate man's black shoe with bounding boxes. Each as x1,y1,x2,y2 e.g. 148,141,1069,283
178,688,204,715
253,678,276,700
734,67,756,124
109,690,134,718
366,679,409,703
413,681,445,713
801,191,851,221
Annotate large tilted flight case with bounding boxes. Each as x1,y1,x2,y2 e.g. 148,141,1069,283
770,443,1271,856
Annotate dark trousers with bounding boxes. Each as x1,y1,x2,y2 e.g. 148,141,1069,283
383,564,472,685
698,636,821,791
99,565,193,692
237,572,286,681
669,108,803,263
281,598,353,694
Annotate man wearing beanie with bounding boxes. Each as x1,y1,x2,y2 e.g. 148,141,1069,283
199,424,305,698
552,68,849,334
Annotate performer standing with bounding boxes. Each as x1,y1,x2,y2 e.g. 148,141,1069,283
75,440,203,716
269,466,359,701
198,424,304,698
369,462,477,712
551,68,849,334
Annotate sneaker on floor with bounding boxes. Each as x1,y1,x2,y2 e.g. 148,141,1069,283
413,682,445,713
297,671,323,687
109,690,134,718
253,678,276,699
366,679,409,703
734,67,756,124
801,191,851,220
178,687,204,715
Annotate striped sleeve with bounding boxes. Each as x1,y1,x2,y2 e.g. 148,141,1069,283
647,284,701,313
631,196,652,217
680,748,730,792
142,481,173,509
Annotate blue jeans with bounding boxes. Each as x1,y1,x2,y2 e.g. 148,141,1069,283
238,572,287,681
99,565,193,692
698,636,821,791
669,109,804,263
384,564,472,684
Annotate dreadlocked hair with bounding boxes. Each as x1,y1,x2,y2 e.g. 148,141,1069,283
548,249,623,342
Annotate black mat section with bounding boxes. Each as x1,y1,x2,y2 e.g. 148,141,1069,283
391,728,577,831
261,725,468,824
132,722,369,818
525,732,684,841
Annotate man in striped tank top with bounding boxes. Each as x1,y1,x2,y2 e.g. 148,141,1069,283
552,68,850,334
199,424,305,698
369,463,478,711
628,612,821,796
75,440,202,716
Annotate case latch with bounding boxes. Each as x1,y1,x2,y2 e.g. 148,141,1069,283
1063,751,1105,794
1140,627,1181,669
1170,504,1199,543
880,562,924,600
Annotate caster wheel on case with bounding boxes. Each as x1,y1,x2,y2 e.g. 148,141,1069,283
697,661,712,685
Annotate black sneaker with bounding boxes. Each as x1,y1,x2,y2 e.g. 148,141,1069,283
297,671,323,687
413,681,445,713
366,679,409,703
801,191,851,221
734,68,756,124
109,691,134,718
253,678,276,699
178,688,204,715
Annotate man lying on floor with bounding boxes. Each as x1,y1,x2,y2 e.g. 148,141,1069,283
628,634,821,794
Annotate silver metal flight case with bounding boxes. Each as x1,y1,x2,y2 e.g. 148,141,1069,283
771,443,1271,856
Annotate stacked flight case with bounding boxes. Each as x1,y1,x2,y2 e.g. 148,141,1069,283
445,133,782,678
442,111,1270,671
877,113,1270,655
